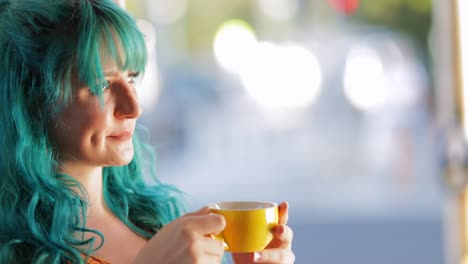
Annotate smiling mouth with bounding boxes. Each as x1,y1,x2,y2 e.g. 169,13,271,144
108,131,133,141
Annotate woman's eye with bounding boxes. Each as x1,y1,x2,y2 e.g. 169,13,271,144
98,80,111,92
88,81,110,94
127,72,140,84
102,81,111,91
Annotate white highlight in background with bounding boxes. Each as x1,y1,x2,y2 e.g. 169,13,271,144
213,20,258,74
115,0,126,8
239,42,322,111
138,55,160,109
147,0,188,25
137,19,157,55
257,0,300,22
344,45,388,111
136,19,160,109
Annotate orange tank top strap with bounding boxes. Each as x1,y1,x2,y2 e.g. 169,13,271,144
80,253,112,264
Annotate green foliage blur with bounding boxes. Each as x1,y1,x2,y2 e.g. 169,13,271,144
355,0,432,59
129,0,432,70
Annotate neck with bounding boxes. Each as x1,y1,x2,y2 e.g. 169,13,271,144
59,163,108,216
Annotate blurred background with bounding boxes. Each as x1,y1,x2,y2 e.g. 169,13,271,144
120,0,462,263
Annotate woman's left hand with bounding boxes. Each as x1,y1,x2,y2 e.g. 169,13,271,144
232,201,295,264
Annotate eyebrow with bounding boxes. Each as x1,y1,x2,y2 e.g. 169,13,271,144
103,71,139,77
103,71,119,77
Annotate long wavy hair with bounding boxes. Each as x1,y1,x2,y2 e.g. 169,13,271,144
0,0,185,263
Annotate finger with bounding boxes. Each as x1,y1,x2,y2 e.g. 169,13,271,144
253,248,295,264
183,206,211,217
278,201,289,225
184,214,226,235
273,225,293,249
198,254,225,264
202,236,225,256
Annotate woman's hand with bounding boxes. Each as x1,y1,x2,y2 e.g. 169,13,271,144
134,207,226,264
232,202,295,264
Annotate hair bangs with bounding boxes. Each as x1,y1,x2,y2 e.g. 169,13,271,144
75,1,147,97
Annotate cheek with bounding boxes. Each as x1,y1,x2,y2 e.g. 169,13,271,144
68,98,111,129
74,114,112,152
50,103,112,155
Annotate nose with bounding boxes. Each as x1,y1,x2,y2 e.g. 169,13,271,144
114,80,142,119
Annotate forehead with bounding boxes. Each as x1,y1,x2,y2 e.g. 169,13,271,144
99,32,128,73
100,53,124,74
74,16,146,95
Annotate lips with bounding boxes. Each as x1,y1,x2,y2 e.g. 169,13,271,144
108,130,133,141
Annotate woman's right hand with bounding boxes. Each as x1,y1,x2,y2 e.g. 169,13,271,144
133,207,226,264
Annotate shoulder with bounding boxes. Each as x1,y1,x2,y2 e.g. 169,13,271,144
83,255,112,264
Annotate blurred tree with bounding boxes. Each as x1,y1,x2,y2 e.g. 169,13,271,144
141,0,433,75
353,0,432,67
186,0,253,54
183,0,432,58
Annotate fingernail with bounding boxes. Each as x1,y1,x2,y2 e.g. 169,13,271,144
276,225,284,235
253,252,261,262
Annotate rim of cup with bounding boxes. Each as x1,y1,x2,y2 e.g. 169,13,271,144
207,201,277,211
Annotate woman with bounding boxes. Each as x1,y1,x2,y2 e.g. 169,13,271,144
0,0,294,263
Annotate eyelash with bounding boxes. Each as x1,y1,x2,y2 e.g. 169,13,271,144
100,72,140,91
127,72,140,85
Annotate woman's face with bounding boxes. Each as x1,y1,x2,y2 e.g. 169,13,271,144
49,61,142,170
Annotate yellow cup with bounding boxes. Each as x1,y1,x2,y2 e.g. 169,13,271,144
208,201,278,253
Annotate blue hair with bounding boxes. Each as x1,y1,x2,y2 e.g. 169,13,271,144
0,0,185,263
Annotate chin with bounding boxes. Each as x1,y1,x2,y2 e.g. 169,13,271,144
115,155,135,166
106,152,135,167
106,143,135,166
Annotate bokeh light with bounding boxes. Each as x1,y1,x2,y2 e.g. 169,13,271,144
239,42,322,112
136,19,157,55
213,20,258,74
344,44,388,111
327,0,360,15
147,0,188,25
135,19,160,109
138,56,160,110
256,0,300,21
